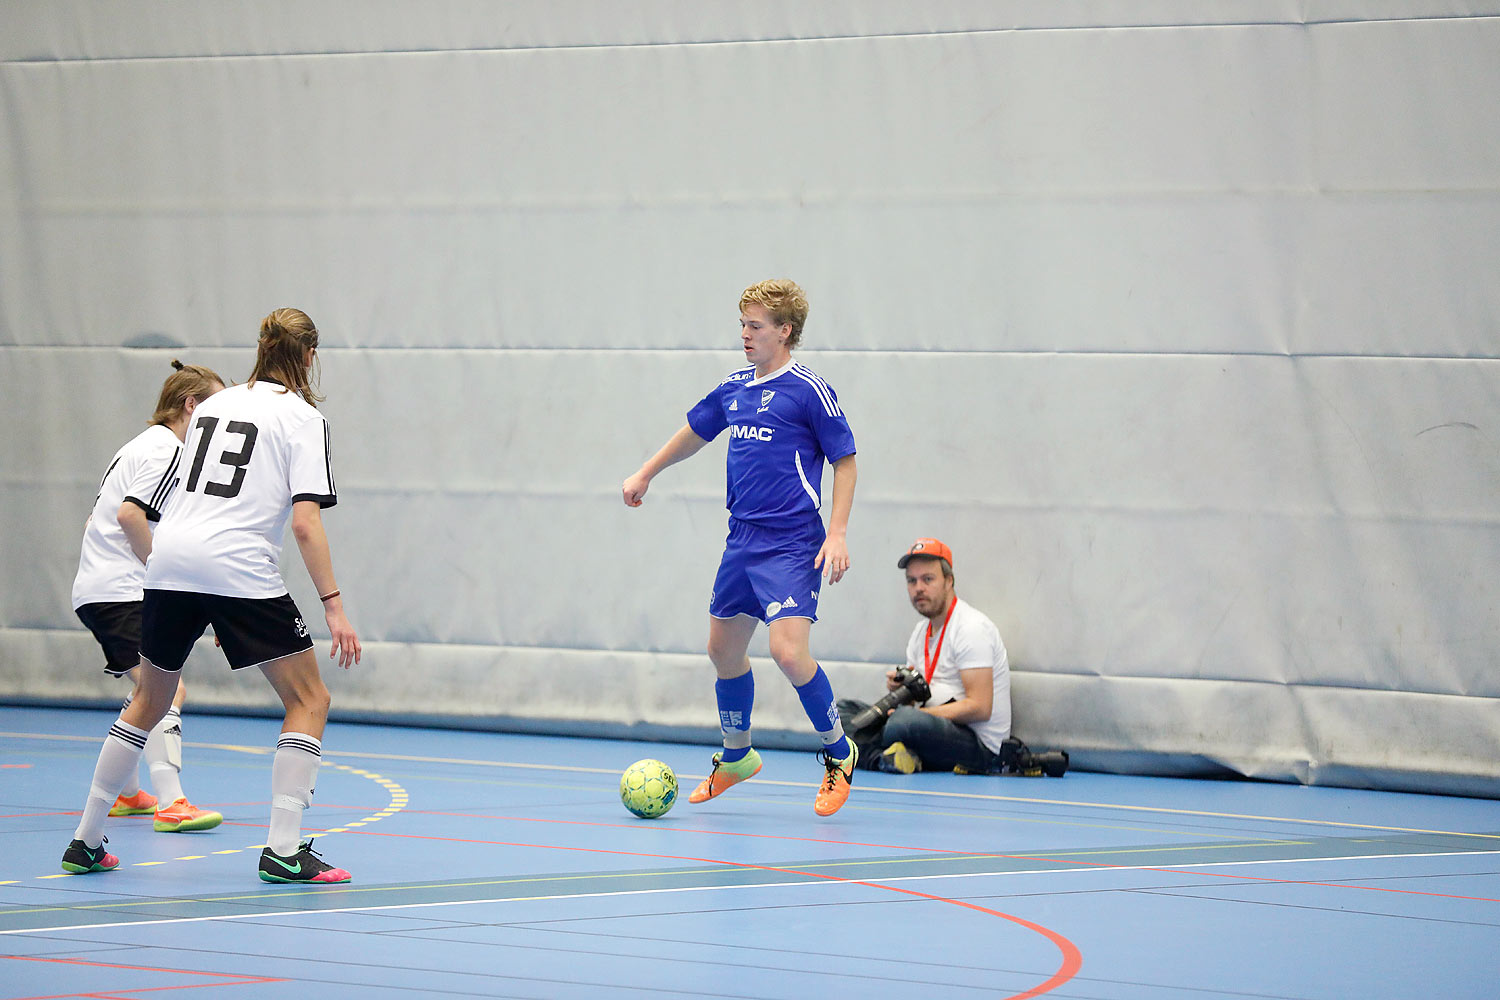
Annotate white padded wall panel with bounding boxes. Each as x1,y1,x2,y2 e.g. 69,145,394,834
8,16,1494,358
4,4,1499,796
15,2,1495,63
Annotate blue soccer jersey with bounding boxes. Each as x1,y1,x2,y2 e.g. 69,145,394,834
687,360,856,525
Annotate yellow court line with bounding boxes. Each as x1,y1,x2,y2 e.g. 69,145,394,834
5,729,1495,841
9,737,407,881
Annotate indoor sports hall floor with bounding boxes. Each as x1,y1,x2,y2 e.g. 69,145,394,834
2,706,1497,1000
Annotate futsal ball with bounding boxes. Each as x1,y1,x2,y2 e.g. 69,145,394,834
620,758,677,819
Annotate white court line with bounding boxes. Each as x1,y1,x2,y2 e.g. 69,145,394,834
6,728,1495,841
4,849,1496,937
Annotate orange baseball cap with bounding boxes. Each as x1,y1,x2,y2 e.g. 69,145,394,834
897,537,954,569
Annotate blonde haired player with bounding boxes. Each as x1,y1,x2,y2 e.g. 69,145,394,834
62,308,361,884
623,279,861,816
72,360,226,834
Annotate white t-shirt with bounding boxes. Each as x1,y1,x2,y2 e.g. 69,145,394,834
72,424,184,608
145,380,336,599
904,596,1012,753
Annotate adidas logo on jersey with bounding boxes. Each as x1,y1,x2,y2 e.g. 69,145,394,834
728,399,738,411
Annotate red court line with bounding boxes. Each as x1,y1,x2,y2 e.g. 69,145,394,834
0,764,32,769
345,828,1080,1000
2,953,284,999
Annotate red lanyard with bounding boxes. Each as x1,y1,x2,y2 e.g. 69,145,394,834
923,599,956,683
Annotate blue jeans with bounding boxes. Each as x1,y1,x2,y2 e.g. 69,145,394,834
841,702,997,773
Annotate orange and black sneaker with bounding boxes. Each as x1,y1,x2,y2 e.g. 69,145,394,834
109,789,158,817
61,837,119,874
813,743,858,817
687,749,763,804
153,798,223,833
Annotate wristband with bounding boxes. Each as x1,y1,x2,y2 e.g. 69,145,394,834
319,590,341,602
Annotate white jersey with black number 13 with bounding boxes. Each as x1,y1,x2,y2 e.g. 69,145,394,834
145,380,336,599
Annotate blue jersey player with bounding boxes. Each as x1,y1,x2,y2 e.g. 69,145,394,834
623,279,860,816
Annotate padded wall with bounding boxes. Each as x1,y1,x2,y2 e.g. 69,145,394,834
3,1,1498,795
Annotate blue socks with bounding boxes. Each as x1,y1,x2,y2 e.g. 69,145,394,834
795,666,851,759
715,671,755,763
715,665,850,762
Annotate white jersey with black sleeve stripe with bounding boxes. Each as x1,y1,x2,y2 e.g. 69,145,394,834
145,379,336,599
71,423,184,608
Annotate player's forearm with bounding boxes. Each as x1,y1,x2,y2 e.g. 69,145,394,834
291,502,340,600
640,424,709,479
826,455,857,536
116,502,153,564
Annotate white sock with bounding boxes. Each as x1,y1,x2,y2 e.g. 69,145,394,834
73,719,149,846
267,732,322,856
117,696,142,797
145,707,185,805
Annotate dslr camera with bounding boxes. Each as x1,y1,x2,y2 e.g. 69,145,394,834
996,737,1070,778
848,666,932,732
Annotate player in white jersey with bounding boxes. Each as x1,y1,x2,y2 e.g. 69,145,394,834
62,308,362,885
71,360,226,834
623,279,861,816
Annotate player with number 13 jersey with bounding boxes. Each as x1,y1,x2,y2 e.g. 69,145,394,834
148,376,336,599
62,308,361,887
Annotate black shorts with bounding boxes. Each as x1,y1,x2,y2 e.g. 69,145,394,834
75,601,143,676
140,590,315,672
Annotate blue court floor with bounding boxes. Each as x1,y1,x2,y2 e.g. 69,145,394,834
2,706,1498,999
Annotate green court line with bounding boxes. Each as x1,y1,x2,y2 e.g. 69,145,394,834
5,830,1497,935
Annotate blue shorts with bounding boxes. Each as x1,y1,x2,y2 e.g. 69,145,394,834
709,516,825,624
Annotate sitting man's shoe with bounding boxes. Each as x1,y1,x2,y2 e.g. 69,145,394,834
688,749,763,803
61,838,119,874
814,743,858,816
109,789,159,816
258,839,351,884
878,741,924,775
153,798,224,833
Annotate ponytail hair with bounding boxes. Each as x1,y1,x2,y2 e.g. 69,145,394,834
249,307,323,405
150,359,225,426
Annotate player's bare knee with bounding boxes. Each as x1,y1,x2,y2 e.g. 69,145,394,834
706,641,747,676
766,640,811,680
299,683,331,719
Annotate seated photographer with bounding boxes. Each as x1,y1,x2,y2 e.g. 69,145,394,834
841,538,1011,774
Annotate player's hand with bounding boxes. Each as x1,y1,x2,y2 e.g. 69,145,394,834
885,669,903,693
622,471,651,507
324,609,362,669
814,533,850,584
